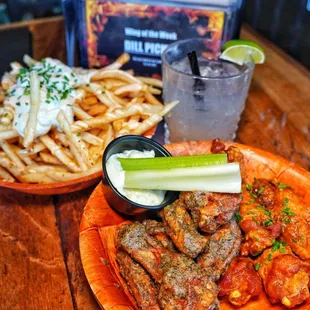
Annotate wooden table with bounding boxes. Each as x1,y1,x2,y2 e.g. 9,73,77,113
0,24,309,310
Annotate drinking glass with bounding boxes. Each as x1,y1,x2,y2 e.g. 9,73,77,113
161,38,255,143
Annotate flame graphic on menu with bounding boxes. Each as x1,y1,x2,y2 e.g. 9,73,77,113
85,1,225,68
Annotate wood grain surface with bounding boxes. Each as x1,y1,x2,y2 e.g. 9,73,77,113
0,20,309,309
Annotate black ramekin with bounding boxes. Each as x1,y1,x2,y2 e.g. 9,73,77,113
102,135,179,215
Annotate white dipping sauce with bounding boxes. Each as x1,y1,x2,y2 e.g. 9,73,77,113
4,58,94,138
106,150,166,206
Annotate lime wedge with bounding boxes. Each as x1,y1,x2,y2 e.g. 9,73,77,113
220,40,265,65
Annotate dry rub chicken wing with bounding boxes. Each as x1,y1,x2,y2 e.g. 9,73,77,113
256,243,310,308
218,257,263,307
159,263,219,310
143,220,176,251
197,220,242,281
117,250,160,310
159,201,206,258
179,191,241,234
117,222,194,283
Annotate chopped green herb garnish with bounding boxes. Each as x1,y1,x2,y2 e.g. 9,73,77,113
46,100,51,104
272,240,287,252
235,211,242,223
250,192,258,199
264,209,272,217
292,239,298,243
253,235,260,241
257,205,264,210
247,210,255,215
264,219,273,227
246,184,253,191
278,183,291,189
258,187,264,194
16,102,20,106
283,197,289,207
267,253,272,262
24,90,30,95
282,207,294,216
282,217,291,224
254,262,260,271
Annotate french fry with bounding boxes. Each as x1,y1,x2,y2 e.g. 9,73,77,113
84,96,98,105
137,76,163,88
72,105,92,120
0,166,15,182
54,132,69,147
147,86,161,95
18,142,47,155
129,97,145,104
131,114,163,135
159,100,179,117
99,53,130,71
140,104,163,115
125,69,134,76
23,71,40,147
145,91,163,106
68,141,88,172
105,90,127,106
27,164,68,174
0,156,24,182
0,105,14,124
124,115,140,130
71,104,143,132
57,111,93,168
0,123,12,132
80,132,104,146
11,145,37,166
82,83,116,107
0,140,25,169
1,72,15,90
113,119,124,132
20,173,55,184
114,83,146,96
87,104,108,116
115,128,130,138
89,129,108,162
102,79,126,89
91,69,142,85
39,134,80,172
39,152,63,165
103,125,114,151
23,54,38,67
46,161,101,182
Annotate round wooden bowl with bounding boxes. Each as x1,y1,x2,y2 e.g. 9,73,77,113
0,129,156,195
79,141,310,310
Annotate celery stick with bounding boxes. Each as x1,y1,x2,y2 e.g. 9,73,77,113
124,173,241,193
125,163,239,180
118,154,227,171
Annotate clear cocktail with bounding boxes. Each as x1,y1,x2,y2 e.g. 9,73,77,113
162,38,254,143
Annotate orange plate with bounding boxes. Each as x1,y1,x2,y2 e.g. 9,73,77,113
79,141,310,310
0,128,156,195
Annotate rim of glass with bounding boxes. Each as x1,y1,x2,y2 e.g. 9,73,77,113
161,38,255,81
